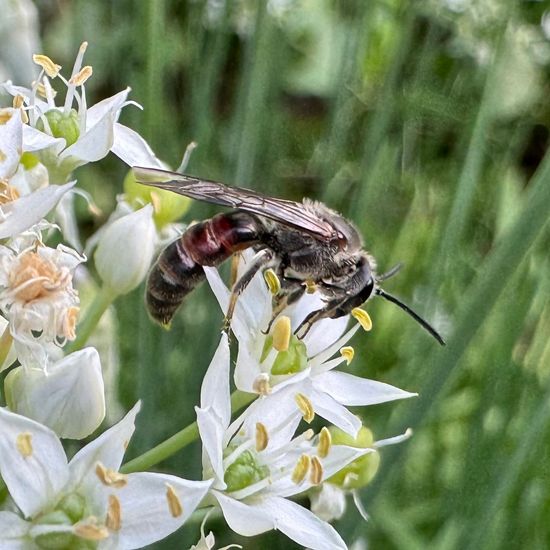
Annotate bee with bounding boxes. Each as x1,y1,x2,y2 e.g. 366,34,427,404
135,167,445,345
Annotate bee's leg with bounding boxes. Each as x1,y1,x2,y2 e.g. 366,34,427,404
294,306,339,339
263,281,305,334
223,249,275,329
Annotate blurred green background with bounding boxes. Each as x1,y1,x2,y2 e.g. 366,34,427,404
4,0,550,548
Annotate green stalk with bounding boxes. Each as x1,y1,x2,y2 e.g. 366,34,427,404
121,390,256,473
66,286,116,353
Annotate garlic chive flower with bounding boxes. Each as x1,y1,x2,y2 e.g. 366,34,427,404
0,403,212,549
197,334,392,550
2,42,136,183
205,252,416,436
0,107,75,238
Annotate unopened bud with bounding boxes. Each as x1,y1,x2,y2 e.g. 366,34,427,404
95,204,157,295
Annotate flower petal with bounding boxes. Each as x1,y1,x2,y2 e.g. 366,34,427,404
254,496,347,550
309,387,362,436
111,123,164,168
0,407,69,518
302,315,349,357
213,491,274,536
196,406,226,487
313,371,417,407
111,473,212,550
0,511,30,548
0,108,22,179
85,88,130,129
0,181,76,239
5,347,105,439
22,124,65,155
60,111,116,166
200,333,231,427
68,402,140,490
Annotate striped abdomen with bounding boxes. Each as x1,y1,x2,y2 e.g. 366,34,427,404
146,211,261,325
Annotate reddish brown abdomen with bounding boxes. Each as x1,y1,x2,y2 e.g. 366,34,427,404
146,212,261,325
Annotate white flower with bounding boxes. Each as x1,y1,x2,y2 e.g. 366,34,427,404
190,512,242,550
309,482,347,522
204,254,416,436
94,204,157,295
0,403,212,549
197,334,384,550
0,237,84,360
4,346,105,439
0,107,75,239
2,42,136,182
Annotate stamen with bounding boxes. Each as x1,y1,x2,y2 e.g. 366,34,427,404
64,306,80,340
74,518,109,541
310,456,323,485
149,190,161,213
291,454,311,484
340,346,354,365
272,316,291,352
317,427,331,459
295,393,315,423
0,180,20,204
351,308,373,331
263,269,281,295
105,495,121,531
16,432,33,457
32,80,57,100
166,484,183,518
0,109,13,124
32,54,61,78
12,95,24,109
252,373,272,395
69,66,93,86
255,422,269,452
95,463,128,488
305,279,317,294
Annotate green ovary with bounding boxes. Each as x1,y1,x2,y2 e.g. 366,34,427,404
224,449,269,493
37,109,80,147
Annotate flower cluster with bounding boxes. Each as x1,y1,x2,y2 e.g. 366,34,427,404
0,44,418,549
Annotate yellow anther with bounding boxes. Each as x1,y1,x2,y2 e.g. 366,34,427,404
351,308,373,331
12,95,24,109
32,54,61,78
33,81,57,100
95,463,128,488
74,519,109,541
255,422,269,452
263,269,281,295
0,109,13,125
64,306,80,341
16,432,33,458
166,483,183,518
305,279,317,294
272,316,291,352
295,393,315,424
252,373,272,395
105,495,121,531
317,427,332,459
340,346,355,365
0,180,20,204
149,190,162,214
310,456,323,485
69,65,93,86
291,454,311,484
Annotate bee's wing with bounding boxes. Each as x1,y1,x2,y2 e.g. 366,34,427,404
134,166,336,241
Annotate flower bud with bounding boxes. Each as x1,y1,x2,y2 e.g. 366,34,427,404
310,482,347,522
4,347,105,439
123,169,190,228
327,426,380,490
36,108,80,147
94,204,156,295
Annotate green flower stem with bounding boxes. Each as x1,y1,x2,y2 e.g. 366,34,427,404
121,390,256,474
66,285,116,353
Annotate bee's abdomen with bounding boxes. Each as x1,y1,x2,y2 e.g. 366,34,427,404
146,212,261,325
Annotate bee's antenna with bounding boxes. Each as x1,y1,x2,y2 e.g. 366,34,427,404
377,262,404,282
375,288,446,346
